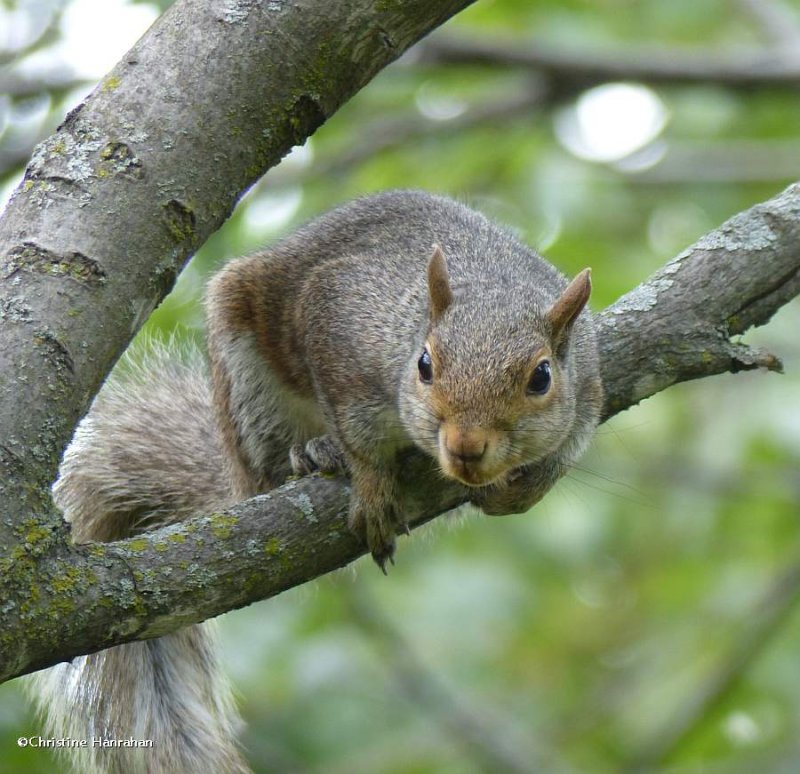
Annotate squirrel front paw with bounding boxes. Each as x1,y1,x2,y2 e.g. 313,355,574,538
290,435,348,477
292,445,407,572
347,468,407,573
349,496,397,574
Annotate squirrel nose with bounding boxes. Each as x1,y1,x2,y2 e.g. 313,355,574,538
444,427,488,463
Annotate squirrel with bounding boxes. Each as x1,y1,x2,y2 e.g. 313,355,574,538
30,190,603,773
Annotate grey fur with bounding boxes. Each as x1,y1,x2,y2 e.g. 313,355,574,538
29,347,249,773
31,190,602,771
207,190,603,567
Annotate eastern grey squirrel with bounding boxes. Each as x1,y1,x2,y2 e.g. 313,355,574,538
31,190,603,773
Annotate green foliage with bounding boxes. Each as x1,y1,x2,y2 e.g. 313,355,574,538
2,0,800,771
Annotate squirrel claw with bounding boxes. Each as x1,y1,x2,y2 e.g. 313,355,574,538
368,532,397,574
372,547,394,575
367,538,395,575
347,473,399,573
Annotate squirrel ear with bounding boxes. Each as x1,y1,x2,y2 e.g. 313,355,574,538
427,244,453,323
546,268,592,347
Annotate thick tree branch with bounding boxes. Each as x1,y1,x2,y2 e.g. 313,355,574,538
3,180,799,683
0,0,476,530
2,0,799,689
598,184,799,417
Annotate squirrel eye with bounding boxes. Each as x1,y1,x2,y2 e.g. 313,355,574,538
527,360,551,395
418,348,433,384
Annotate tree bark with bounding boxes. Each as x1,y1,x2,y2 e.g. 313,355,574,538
1,0,799,684
0,0,477,684
0,0,476,529
2,179,798,682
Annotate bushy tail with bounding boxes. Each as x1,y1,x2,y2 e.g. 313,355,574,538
28,343,250,773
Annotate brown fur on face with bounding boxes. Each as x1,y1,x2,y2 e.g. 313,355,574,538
423,340,567,486
38,191,603,773
205,201,599,552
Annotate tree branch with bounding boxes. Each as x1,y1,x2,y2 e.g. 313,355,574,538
2,0,799,690
0,0,476,533
419,34,800,90
623,139,800,184
597,183,799,418
2,178,799,683
344,585,545,772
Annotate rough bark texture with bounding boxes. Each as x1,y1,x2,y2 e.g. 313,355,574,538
2,0,799,684
0,0,472,675
598,185,799,418
0,0,476,532
2,179,799,682
0,0,477,680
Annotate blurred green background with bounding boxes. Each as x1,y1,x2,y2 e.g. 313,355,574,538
2,0,800,771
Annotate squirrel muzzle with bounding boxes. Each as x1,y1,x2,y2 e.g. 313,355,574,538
438,423,504,486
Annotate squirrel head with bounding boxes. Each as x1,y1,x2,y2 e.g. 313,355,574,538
402,245,593,488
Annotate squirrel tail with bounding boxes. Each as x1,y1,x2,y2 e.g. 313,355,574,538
28,342,250,773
